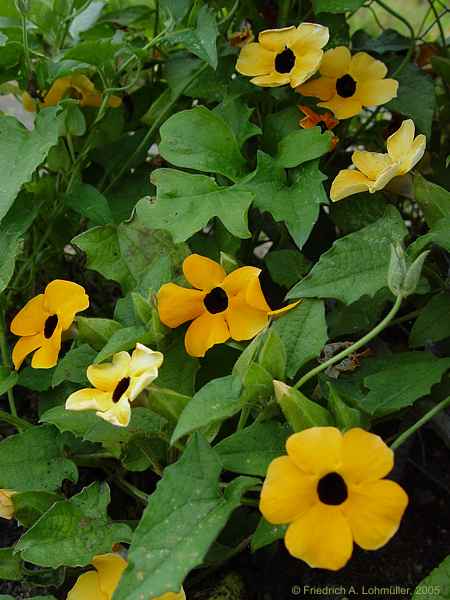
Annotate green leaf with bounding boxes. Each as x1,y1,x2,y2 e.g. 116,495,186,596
238,153,328,249
157,335,199,396
0,367,18,396
410,293,450,348
16,482,131,568
330,191,387,234
386,62,435,138
69,0,105,40
146,387,191,423
169,5,218,69
40,405,100,438
171,375,242,444
76,317,122,351
63,39,122,73
432,56,450,84
276,128,332,168
327,383,362,430
409,218,450,257
272,299,328,378
159,106,247,182
212,97,261,148
18,366,54,392
0,548,22,581
52,344,96,387
0,108,59,224
0,425,77,492
288,207,407,304
258,329,286,380
361,352,450,416
65,182,113,225
412,555,450,599
313,0,365,12
94,325,152,363
265,250,311,288
136,169,253,242
274,381,333,431
113,434,257,600
12,491,61,528
352,28,411,54
215,421,289,476
414,174,450,227
251,518,286,552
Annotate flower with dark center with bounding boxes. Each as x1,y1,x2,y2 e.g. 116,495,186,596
260,424,408,571
297,46,398,119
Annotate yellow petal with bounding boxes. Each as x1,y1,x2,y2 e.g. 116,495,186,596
0,490,16,520
250,72,291,87
157,591,186,600
128,371,158,401
44,280,89,330
286,428,343,477
285,503,353,570
369,162,401,192
87,351,131,392
319,95,362,119
339,428,394,484
292,22,329,52
22,91,37,112
349,52,388,82
289,49,324,87
319,46,351,78
67,571,106,600
226,297,269,341
260,456,317,524
352,151,393,180
221,266,261,298
65,388,114,412
129,343,163,378
157,283,205,328
43,77,72,107
80,94,105,108
31,328,62,369
236,42,275,76
343,479,408,550
71,73,96,93
356,78,398,107
269,300,300,317
386,119,416,163
330,169,371,202
108,95,122,108
258,26,301,52
92,553,127,598
244,275,271,312
97,395,131,427
12,334,43,370
184,312,230,357
398,134,426,175
10,294,47,336
183,254,226,291
296,76,335,100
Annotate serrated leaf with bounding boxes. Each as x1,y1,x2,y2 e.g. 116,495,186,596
272,299,328,378
0,425,77,492
113,434,258,600
215,421,289,476
52,344,96,387
136,169,253,242
159,106,247,182
171,375,242,444
16,482,131,568
410,293,450,348
413,555,450,599
276,128,332,168
0,108,59,224
288,207,407,304
251,518,286,552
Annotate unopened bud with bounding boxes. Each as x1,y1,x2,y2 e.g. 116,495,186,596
402,251,430,297
388,242,408,297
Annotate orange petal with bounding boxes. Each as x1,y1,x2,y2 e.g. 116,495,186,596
319,95,363,119
31,327,62,369
12,333,43,370
349,52,388,82
157,283,205,328
297,76,336,101
92,553,127,597
356,78,398,107
339,428,394,484
236,42,275,76
67,570,105,600
226,297,269,341
319,46,351,78
221,266,261,298
44,280,89,330
184,312,230,357
10,294,47,336
286,428,343,478
183,254,226,290
259,26,301,52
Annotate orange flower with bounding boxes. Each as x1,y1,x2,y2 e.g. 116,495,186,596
298,105,339,149
229,23,255,48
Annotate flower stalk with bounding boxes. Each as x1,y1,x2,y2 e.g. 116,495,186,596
391,396,450,450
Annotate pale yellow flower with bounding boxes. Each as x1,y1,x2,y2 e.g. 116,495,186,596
0,490,16,520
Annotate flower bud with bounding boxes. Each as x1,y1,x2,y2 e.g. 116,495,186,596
388,242,408,297
402,251,430,297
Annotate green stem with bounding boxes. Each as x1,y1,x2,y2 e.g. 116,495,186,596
373,0,415,76
427,0,448,57
20,11,32,82
388,308,421,327
278,0,291,26
237,405,251,430
0,408,30,430
115,476,149,504
294,295,403,390
102,63,208,193
0,310,17,417
391,396,450,450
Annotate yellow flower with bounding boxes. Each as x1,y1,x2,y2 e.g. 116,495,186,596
157,254,297,358
67,553,185,600
0,490,16,520
23,74,122,113
297,46,398,119
235,23,329,88
260,426,408,571
11,280,89,370
330,119,426,202
65,343,163,427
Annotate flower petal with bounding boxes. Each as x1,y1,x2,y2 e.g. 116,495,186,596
92,553,127,598
292,22,329,52
226,297,269,341
286,427,343,477
386,119,416,163
44,280,89,330
399,134,426,174
222,266,261,298
182,254,226,291
10,294,46,336
319,95,363,119
352,151,393,180
0,490,15,520
87,351,131,392
259,26,301,52
31,327,62,369
343,479,408,550
97,395,131,427
356,78,398,107
285,503,353,570
67,571,106,600
158,592,186,600
43,77,72,107
157,283,205,328
66,388,114,412
184,312,230,357
350,52,388,82
12,334,43,370
330,169,371,202
250,73,291,87
319,46,351,78
235,42,275,76
129,371,158,401
244,275,271,312
260,456,317,524
129,343,164,377
339,428,394,484
296,76,336,100
290,49,324,87
269,300,300,316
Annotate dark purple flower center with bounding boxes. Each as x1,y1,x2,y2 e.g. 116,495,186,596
317,472,348,505
275,47,296,74
44,314,58,339
112,377,130,403
336,74,357,98
204,287,228,314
